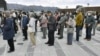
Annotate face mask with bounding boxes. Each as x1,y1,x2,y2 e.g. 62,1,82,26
88,13,91,16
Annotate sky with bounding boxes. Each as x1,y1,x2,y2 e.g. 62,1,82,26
5,0,100,8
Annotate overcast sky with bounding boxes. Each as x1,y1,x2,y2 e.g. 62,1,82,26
5,0,100,8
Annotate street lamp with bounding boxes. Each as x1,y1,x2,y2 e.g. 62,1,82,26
66,6,68,9
87,3,90,7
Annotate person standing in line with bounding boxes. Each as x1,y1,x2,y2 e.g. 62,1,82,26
84,12,95,41
92,13,97,36
28,12,36,46
0,13,2,34
97,13,100,24
54,12,60,31
75,8,83,41
40,13,48,39
45,11,56,46
1,12,6,33
58,13,67,39
39,12,44,32
10,11,18,42
65,12,70,28
56,12,61,35
34,13,38,35
66,16,75,45
11,11,18,34
2,11,15,53
21,12,29,41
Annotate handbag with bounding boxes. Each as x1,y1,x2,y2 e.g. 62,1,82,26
28,27,33,32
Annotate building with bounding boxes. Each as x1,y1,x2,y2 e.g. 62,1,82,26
58,6,100,13
0,0,7,11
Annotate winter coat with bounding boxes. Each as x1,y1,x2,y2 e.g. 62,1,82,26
58,15,67,27
47,15,56,31
85,15,95,26
40,15,48,27
75,12,83,26
3,18,15,40
67,18,75,33
21,16,29,29
28,17,36,32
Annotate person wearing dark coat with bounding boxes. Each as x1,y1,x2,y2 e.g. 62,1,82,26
11,11,18,34
56,14,62,35
84,12,95,41
45,11,56,46
0,13,2,33
21,12,29,41
2,11,15,53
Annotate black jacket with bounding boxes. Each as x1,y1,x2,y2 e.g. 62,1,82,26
47,15,56,31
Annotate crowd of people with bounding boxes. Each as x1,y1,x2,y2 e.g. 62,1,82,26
0,7,100,53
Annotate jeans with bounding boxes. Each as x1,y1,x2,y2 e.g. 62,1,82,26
42,27,47,38
86,25,92,39
92,21,97,35
76,26,81,41
0,28,2,34
60,26,64,38
22,26,28,39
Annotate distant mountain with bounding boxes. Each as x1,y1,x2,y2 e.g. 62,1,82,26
7,4,58,12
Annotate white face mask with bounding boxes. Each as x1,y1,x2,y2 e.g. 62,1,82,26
88,13,91,16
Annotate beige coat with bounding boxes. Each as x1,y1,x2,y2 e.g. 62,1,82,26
40,15,48,27
67,18,75,33
28,17,36,32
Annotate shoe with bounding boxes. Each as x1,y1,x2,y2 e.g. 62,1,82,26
87,39,91,41
45,42,49,44
84,38,87,40
31,46,36,48
8,50,15,53
76,40,79,41
42,37,46,39
67,44,72,45
58,37,63,39
14,40,16,42
56,33,60,35
48,44,54,46
23,38,27,41
92,34,95,36
79,35,82,37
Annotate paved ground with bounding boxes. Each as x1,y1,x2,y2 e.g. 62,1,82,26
0,27,100,56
